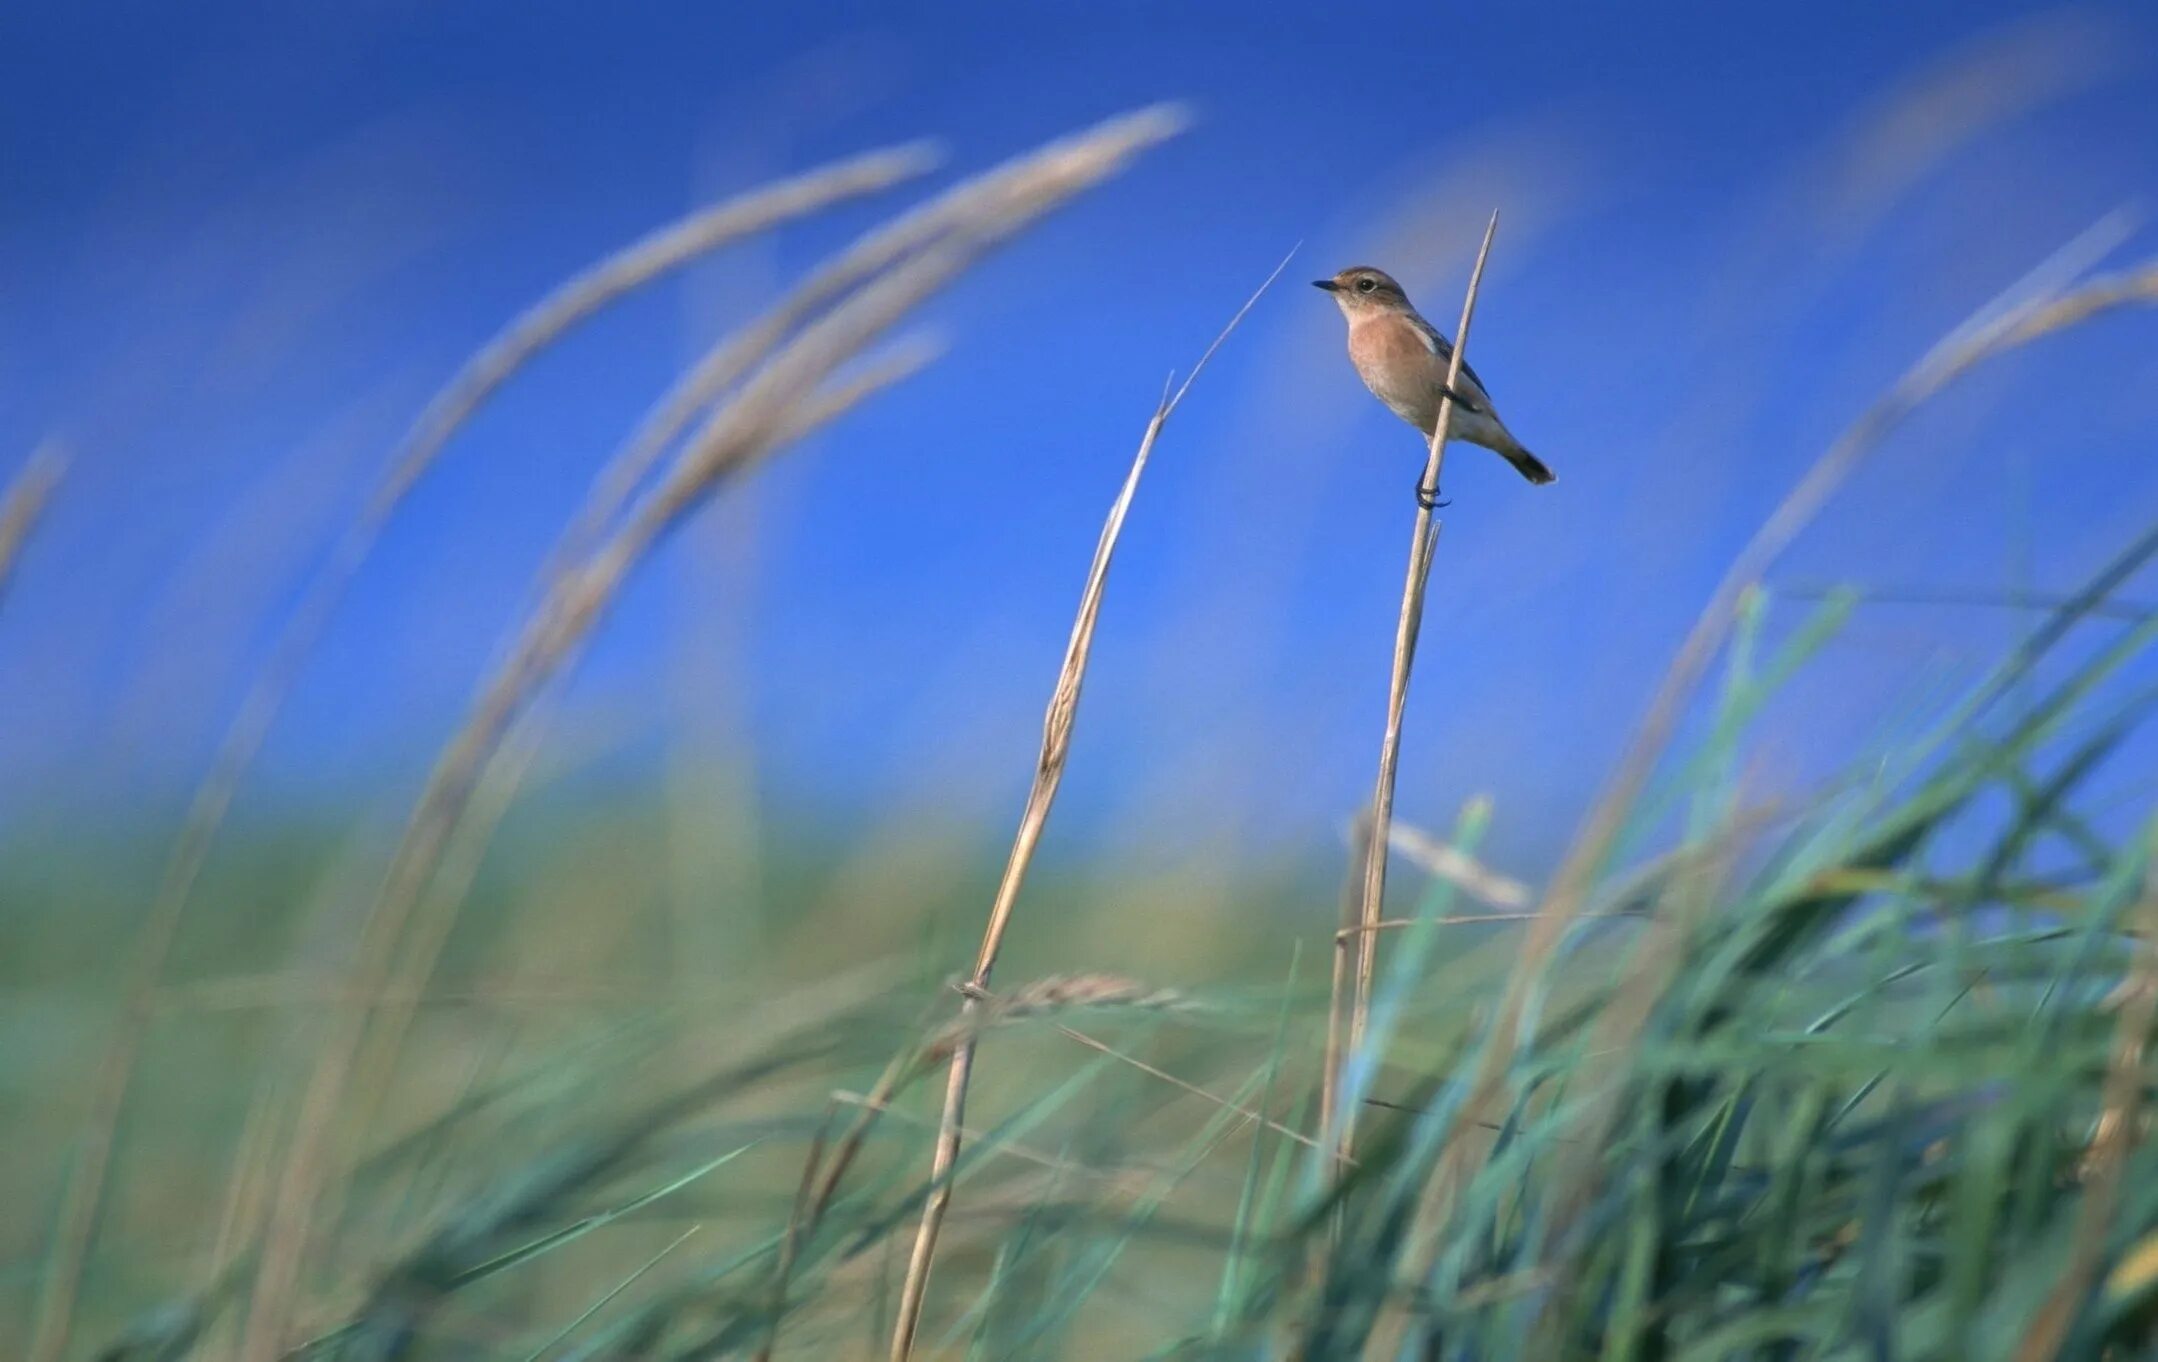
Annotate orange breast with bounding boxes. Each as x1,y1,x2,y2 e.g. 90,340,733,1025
1347,315,1441,428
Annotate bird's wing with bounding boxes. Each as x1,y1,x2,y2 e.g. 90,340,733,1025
1407,313,1490,402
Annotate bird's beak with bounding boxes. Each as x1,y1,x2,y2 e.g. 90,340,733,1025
1311,279,1340,292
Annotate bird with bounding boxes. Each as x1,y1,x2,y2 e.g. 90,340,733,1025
1314,265,1554,505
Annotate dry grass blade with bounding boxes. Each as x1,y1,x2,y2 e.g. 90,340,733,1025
1332,210,1500,1166
830,1089,1136,1183
373,142,936,515
761,1098,846,1362
762,1044,928,1362
228,108,1184,1362
770,1045,1167,1360
157,143,931,957
427,124,1215,1081
1381,821,1533,909
960,972,1186,1027
237,278,929,1359
339,336,943,1137
1409,251,2158,1314
886,246,1293,1362
1047,1020,1328,1156
558,125,1201,572
0,442,64,609
27,146,936,1362
1337,910,1642,941
758,974,1189,1362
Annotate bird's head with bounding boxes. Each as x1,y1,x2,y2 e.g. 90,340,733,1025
1312,266,1412,317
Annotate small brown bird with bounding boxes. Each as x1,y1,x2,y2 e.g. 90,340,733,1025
1315,266,1554,503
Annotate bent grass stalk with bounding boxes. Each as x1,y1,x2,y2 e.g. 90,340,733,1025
334,108,1198,1161
27,145,935,1362
352,110,1293,1137
347,106,1219,1107
1380,819,1533,909
228,109,1183,1362
1328,211,1499,1168
339,339,943,1144
234,273,937,1362
554,126,1186,575
0,442,65,610
885,250,1293,1362
371,126,1225,1142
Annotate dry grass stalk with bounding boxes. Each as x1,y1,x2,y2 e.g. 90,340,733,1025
755,1046,927,1362
760,974,1205,1362
347,101,1227,1129
932,972,1188,1046
761,974,1230,1360
557,130,1186,574
248,341,892,1341
1331,210,1501,1168
0,442,64,608
2015,824,2158,1362
340,337,943,1143
337,108,1194,1161
26,148,937,1362
226,109,1183,1362
794,1069,1174,1347
1336,909,1643,941
1381,820,1533,909
1425,253,2158,1220
831,1089,1138,1183
761,1097,847,1362
1045,1018,1328,1156
887,250,1293,1362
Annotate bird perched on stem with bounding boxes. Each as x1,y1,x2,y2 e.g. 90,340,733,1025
1315,265,1554,505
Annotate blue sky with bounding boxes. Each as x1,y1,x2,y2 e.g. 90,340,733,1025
4,1,2158,872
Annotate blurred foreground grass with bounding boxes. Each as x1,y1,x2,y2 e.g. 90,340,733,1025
11,544,2158,1359
8,103,2158,1361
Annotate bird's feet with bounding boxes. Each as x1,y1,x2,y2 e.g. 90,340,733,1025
1416,483,1450,511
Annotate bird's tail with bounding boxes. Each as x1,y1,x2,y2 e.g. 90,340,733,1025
1500,442,1557,485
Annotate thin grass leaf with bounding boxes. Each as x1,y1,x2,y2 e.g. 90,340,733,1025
445,1140,761,1289
520,1224,702,1362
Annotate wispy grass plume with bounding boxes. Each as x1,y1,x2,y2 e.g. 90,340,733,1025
29,144,937,1362
223,107,1186,1362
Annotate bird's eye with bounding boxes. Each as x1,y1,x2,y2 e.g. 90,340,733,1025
1356,277,1378,293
